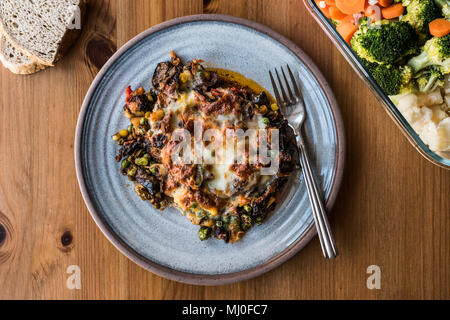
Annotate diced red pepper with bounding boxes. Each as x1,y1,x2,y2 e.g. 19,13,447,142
125,85,133,102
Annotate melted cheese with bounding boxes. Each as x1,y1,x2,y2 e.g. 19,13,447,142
158,69,279,214
168,186,188,210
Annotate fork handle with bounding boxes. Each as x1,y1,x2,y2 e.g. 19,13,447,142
297,134,338,259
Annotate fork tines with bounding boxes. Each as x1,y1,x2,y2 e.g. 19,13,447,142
269,65,303,107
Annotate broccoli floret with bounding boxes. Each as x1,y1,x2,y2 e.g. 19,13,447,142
351,19,418,64
402,0,442,40
363,59,414,95
444,5,450,18
407,35,450,73
415,67,445,92
434,0,450,18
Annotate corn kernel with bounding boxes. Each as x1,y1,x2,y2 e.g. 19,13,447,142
151,109,165,122
135,87,145,95
119,129,129,137
271,103,279,111
131,117,143,128
180,70,191,84
202,220,214,227
177,93,187,103
209,207,218,217
260,105,268,114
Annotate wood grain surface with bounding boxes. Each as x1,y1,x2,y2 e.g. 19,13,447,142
0,0,449,299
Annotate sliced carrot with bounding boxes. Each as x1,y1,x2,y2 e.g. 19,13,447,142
337,21,358,43
378,0,393,7
322,5,331,18
429,18,450,37
381,3,404,19
325,0,335,5
342,14,356,24
329,6,348,20
335,0,365,15
316,1,331,18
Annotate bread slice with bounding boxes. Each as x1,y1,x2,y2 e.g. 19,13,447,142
0,0,85,66
0,35,46,74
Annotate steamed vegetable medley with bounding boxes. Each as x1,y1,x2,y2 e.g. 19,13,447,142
317,0,450,156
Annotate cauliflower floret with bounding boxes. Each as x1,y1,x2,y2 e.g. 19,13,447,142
437,118,450,151
444,74,450,91
417,88,443,106
397,90,450,152
398,93,419,113
445,94,450,106
431,104,449,123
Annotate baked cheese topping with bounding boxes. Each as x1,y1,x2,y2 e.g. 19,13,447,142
113,53,296,243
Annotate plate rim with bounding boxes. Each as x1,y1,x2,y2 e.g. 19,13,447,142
74,14,346,285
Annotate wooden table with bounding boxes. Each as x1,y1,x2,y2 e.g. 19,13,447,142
0,0,449,300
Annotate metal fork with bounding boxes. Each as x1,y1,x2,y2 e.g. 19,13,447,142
269,66,338,259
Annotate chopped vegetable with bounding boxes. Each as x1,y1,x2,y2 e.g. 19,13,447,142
121,159,131,169
259,105,268,114
351,19,418,64
407,35,450,73
127,166,137,177
363,59,414,95
240,214,253,231
119,129,129,137
429,18,450,37
135,157,149,166
198,227,211,241
402,0,442,39
434,0,450,19
381,3,405,19
378,0,393,8
125,86,132,100
337,21,358,44
255,216,263,225
329,6,347,20
415,67,444,92
335,0,365,15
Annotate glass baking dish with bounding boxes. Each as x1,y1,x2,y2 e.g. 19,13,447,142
304,0,450,170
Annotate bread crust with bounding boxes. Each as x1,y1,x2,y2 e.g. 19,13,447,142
0,35,47,74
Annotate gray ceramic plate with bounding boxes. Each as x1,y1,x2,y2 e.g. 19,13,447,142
75,14,345,285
